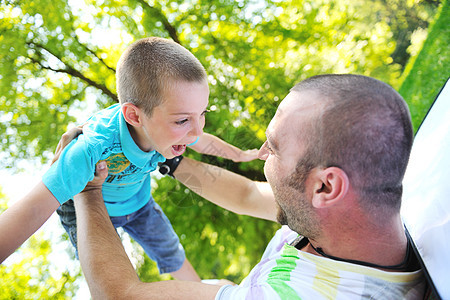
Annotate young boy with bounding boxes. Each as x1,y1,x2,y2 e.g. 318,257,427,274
43,37,258,281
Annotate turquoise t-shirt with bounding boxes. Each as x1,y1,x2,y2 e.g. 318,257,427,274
42,104,166,216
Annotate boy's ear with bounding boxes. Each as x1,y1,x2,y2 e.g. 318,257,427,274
310,167,349,209
122,103,143,126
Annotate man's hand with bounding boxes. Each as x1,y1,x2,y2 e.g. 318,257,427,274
51,125,84,165
81,161,109,193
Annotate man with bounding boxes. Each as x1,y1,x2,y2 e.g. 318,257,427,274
74,74,424,299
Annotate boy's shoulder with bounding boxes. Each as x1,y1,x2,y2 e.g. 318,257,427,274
82,103,122,147
87,103,121,124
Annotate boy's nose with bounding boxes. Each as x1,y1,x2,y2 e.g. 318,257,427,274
190,120,203,137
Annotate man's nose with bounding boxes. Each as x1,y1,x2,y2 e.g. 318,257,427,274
258,142,269,161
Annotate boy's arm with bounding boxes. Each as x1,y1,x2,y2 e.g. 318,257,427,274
75,163,222,299
173,157,277,222
43,131,98,204
0,182,59,263
189,133,259,162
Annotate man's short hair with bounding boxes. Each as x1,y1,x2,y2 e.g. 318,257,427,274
116,37,207,116
291,74,413,214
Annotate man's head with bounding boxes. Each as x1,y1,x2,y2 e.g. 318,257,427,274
117,37,209,158
259,74,413,238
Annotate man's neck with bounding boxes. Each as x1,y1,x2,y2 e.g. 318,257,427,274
302,215,409,272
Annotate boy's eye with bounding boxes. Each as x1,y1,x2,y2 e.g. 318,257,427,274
175,110,209,125
175,119,189,125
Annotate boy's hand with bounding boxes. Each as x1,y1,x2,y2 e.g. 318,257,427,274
232,148,259,162
51,124,84,165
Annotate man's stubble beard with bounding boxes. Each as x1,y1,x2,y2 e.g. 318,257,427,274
272,164,322,240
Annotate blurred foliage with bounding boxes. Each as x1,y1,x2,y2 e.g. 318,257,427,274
0,0,444,292
399,0,449,132
367,0,440,69
0,237,79,299
0,189,79,299
0,0,440,169
0,188,6,213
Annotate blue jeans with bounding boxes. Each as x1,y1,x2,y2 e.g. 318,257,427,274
57,199,185,274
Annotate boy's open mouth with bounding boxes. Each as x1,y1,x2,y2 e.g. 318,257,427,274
171,144,186,156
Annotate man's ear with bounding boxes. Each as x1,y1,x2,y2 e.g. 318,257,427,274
122,103,143,126
311,167,349,208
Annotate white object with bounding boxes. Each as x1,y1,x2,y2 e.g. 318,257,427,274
402,79,450,299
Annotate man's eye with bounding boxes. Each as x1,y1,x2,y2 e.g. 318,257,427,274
265,142,274,154
175,119,188,125
201,109,210,116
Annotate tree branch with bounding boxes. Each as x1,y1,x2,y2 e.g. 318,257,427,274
71,31,117,73
135,0,181,44
27,42,119,102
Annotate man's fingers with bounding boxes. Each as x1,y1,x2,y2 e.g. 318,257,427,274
81,161,109,192
95,161,108,181
88,161,108,187
51,125,85,165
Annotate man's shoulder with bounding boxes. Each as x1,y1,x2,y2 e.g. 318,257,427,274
275,225,299,243
261,226,298,256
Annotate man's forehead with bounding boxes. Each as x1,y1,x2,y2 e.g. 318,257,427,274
271,91,318,129
265,121,278,150
278,90,323,113
266,90,324,147
265,93,294,143
265,101,292,152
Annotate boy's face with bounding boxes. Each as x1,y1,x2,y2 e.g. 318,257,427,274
141,79,209,158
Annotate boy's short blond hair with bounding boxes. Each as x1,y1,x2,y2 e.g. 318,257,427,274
116,37,207,116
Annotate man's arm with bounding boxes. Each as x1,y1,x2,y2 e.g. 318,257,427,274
173,157,277,222
74,163,222,299
0,126,87,263
0,182,59,263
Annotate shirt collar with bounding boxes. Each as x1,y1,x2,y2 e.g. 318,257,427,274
119,110,165,169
